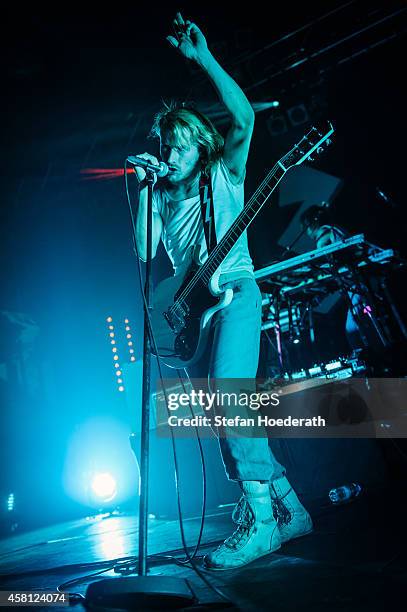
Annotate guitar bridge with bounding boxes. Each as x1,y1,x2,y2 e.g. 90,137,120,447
164,309,185,334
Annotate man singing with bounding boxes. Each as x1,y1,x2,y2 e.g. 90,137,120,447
134,13,312,570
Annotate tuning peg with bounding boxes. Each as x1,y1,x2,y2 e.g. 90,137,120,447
316,146,324,154
308,156,314,162
326,138,332,146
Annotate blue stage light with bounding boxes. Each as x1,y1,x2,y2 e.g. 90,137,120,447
7,493,14,512
91,473,117,502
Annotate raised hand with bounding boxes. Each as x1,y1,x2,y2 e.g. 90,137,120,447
166,12,208,62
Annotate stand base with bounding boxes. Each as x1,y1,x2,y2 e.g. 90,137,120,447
85,576,196,610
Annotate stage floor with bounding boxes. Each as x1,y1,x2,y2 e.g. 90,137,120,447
0,486,406,611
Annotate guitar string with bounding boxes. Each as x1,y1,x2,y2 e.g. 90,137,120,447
168,158,287,316
169,162,282,312
168,125,329,317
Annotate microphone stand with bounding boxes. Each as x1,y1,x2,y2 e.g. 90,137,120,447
85,170,195,609
138,170,154,576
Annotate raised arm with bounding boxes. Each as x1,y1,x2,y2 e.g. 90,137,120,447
167,13,255,183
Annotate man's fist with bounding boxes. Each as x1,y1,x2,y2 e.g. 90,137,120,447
166,12,208,63
133,152,160,183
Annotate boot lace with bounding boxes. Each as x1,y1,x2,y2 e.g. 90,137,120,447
223,496,255,550
270,485,292,526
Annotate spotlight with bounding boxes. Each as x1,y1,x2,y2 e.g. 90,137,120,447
105,316,138,390
91,473,117,502
107,317,122,380
287,103,309,126
267,113,288,136
7,493,14,512
123,319,135,361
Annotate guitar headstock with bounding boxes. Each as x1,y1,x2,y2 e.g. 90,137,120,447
280,121,334,170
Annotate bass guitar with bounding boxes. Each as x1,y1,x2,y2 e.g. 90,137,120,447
150,121,334,368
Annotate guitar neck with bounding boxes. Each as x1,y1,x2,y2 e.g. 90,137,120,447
198,162,287,284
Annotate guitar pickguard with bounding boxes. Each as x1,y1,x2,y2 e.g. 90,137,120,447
165,270,219,361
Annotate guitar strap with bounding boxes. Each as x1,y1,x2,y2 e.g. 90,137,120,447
199,170,218,255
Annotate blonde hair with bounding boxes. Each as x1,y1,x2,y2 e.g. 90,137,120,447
150,102,224,170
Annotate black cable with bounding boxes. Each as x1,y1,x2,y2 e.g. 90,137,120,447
173,367,207,564
51,164,406,603
2,160,226,602
123,163,199,552
51,551,232,605
112,163,230,602
53,161,233,605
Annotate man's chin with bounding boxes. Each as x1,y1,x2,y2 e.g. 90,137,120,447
166,172,181,183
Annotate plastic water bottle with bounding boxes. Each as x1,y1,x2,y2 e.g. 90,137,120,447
328,483,362,504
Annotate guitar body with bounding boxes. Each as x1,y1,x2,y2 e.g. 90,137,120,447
151,248,234,369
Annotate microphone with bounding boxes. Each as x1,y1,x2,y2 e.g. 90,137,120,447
127,156,169,178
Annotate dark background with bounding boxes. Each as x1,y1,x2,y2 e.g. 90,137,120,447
0,1,406,530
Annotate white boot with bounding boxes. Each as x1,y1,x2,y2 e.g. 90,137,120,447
270,476,313,544
203,481,281,570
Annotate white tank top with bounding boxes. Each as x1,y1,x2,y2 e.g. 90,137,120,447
152,159,254,283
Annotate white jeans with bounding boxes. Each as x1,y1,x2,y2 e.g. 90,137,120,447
206,277,285,482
